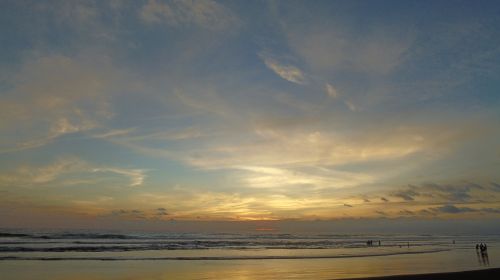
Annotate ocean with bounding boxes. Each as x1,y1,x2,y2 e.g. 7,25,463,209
0,229,498,279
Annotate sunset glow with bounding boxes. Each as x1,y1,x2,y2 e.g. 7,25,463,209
1,0,500,231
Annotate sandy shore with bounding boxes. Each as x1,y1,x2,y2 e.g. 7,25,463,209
340,268,500,280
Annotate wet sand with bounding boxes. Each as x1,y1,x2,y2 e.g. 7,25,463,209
341,267,500,280
0,244,498,279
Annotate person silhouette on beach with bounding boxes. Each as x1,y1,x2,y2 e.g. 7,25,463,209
476,246,483,265
481,250,490,266
479,243,487,253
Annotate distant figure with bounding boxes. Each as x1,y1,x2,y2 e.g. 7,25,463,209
378,240,381,246
477,243,490,266
482,250,490,266
452,240,455,244
481,243,487,252
407,242,410,248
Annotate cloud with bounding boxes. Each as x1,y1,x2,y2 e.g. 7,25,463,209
481,208,500,214
380,197,389,202
398,210,415,216
0,158,147,188
421,182,480,202
431,204,476,214
343,203,353,207
139,0,239,30
344,100,358,112
261,55,307,85
184,128,422,170
0,53,122,153
325,83,338,98
92,128,136,139
93,168,147,187
110,209,146,219
156,208,169,216
284,22,413,75
120,126,204,142
491,182,500,191
392,188,420,201
375,210,387,216
233,165,373,190
428,204,500,215
390,182,486,204
0,158,87,185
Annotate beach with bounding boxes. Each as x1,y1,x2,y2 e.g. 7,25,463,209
0,230,498,279
0,252,497,280
342,268,500,280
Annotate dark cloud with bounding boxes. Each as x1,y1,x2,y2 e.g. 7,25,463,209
375,210,387,216
110,209,146,219
418,209,435,215
343,203,353,207
463,182,483,189
479,208,500,214
491,182,500,191
398,209,414,215
431,204,476,214
111,209,128,215
156,208,169,216
380,197,389,202
428,204,500,215
393,188,419,201
422,182,480,202
392,182,486,204
363,198,371,203
426,184,470,201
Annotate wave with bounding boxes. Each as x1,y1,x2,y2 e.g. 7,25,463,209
0,231,463,240
0,233,31,238
0,232,135,240
0,241,451,252
0,249,449,261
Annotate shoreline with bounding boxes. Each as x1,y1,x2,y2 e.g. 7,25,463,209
338,267,500,280
0,248,448,261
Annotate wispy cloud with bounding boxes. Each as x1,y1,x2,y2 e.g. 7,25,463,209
93,168,147,187
139,0,239,30
0,158,86,185
0,158,147,188
344,100,358,112
92,128,136,139
233,165,373,189
284,21,413,75
431,204,476,214
183,128,422,169
261,55,307,85
0,53,123,153
325,83,338,98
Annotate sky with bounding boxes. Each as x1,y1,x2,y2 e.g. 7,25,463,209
1,0,500,232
